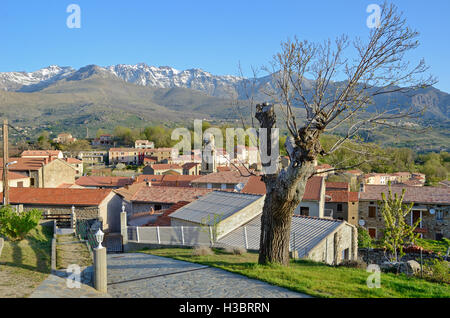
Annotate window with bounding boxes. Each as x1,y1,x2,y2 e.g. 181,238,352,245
221,184,227,190
337,204,343,212
154,205,162,211
368,228,377,238
300,207,309,216
17,181,24,188
30,178,35,186
207,183,212,189
368,206,376,218
436,210,444,221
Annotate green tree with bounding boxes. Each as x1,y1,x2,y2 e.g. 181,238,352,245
380,182,420,262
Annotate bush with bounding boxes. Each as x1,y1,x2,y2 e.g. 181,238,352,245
224,246,247,255
357,226,372,248
423,259,450,284
192,246,213,256
0,207,42,241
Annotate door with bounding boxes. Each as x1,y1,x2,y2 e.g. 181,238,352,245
412,210,422,228
368,228,376,238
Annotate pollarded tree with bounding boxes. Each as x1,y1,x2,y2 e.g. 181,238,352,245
254,2,435,265
380,182,420,262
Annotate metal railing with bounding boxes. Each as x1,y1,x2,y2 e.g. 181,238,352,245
76,219,98,251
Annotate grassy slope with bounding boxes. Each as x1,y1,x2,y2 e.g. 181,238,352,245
0,225,53,297
141,248,450,298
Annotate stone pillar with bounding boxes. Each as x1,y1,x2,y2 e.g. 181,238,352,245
94,247,107,293
351,226,358,261
120,211,128,245
333,232,341,265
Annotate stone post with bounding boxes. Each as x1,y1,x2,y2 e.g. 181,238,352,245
120,211,128,246
94,246,107,293
351,226,358,261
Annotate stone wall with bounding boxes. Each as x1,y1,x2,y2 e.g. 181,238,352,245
24,205,99,220
358,248,442,265
42,159,76,188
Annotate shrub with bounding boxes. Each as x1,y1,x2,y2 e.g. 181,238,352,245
0,207,42,241
423,259,450,284
232,247,247,255
192,246,213,256
357,226,372,248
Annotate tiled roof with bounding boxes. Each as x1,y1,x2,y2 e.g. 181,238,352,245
241,175,323,201
3,188,112,206
149,164,182,170
191,167,252,185
114,182,148,201
169,191,264,225
149,201,191,226
325,182,349,190
64,158,82,164
0,170,29,180
182,162,200,170
326,190,359,203
0,158,46,171
21,150,61,157
145,148,175,152
315,164,333,170
345,169,363,175
131,186,212,204
136,174,200,187
360,185,450,204
75,176,134,187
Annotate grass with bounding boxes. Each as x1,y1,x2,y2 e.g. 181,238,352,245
55,234,92,270
0,225,53,298
140,247,450,298
416,239,450,255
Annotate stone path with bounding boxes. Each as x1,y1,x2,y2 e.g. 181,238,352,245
30,267,111,298
107,253,310,298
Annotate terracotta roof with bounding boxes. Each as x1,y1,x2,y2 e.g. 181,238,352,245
182,162,201,170
75,176,134,188
399,179,424,186
315,164,333,170
136,174,200,187
21,150,61,157
114,182,148,201
131,186,212,204
326,190,359,202
241,176,266,195
345,169,363,175
110,148,143,152
360,185,450,204
149,164,182,170
241,175,323,201
149,201,191,226
3,188,112,206
145,148,175,152
216,166,232,172
64,158,82,164
191,167,252,185
0,170,29,180
325,182,349,191
0,158,46,171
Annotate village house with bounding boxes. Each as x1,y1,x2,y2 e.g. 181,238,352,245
109,148,143,166
4,187,123,232
135,140,155,149
358,184,450,240
142,164,183,175
75,176,134,189
115,183,212,217
293,176,326,218
142,148,176,163
78,150,108,165
91,134,113,147
314,163,334,177
191,166,252,190
53,133,77,144
0,169,31,188
182,162,201,175
21,150,63,160
325,182,359,226
169,191,265,239
63,157,84,177
1,157,77,188
363,172,426,186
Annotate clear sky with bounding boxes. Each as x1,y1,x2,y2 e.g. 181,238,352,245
1,0,449,92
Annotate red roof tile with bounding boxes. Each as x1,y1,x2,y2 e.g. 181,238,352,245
148,201,191,226
75,176,134,188
326,182,349,191
3,188,112,206
326,190,359,202
149,164,182,170
360,185,450,204
136,174,201,187
0,169,29,180
131,186,212,204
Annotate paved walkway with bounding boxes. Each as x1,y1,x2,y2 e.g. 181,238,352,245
107,253,309,298
30,267,111,298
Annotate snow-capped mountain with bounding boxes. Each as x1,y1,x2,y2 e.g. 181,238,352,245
0,63,250,97
0,65,75,91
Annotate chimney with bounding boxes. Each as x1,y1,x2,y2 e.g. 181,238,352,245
146,181,152,187
44,157,49,165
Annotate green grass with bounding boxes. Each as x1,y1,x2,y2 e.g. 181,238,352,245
416,239,450,255
55,234,92,270
0,225,53,297
140,247,450,298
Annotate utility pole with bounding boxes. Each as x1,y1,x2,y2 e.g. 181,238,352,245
2,119,9,206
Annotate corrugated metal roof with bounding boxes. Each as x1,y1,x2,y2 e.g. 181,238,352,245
169,191,264,225
216,214,343,256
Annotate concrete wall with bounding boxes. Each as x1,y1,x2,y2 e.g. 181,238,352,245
98,192,123,233
0,177,31,188
294,201,320,217
306,223,356,265
326,201,359,226
42,159,76,188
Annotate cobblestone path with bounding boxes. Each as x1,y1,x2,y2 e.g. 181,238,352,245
107,253,310,298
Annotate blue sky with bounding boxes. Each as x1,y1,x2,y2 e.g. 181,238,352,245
1,0,449,92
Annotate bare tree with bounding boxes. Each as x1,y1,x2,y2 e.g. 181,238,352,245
255,2,436,265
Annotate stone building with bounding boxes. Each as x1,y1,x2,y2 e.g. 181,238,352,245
5,188,123,232
0,170,31,188
325,182,359,226
1,157,76,188
359,184,450,240
142,164,183,175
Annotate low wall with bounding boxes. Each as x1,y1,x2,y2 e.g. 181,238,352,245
359,248,442,265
